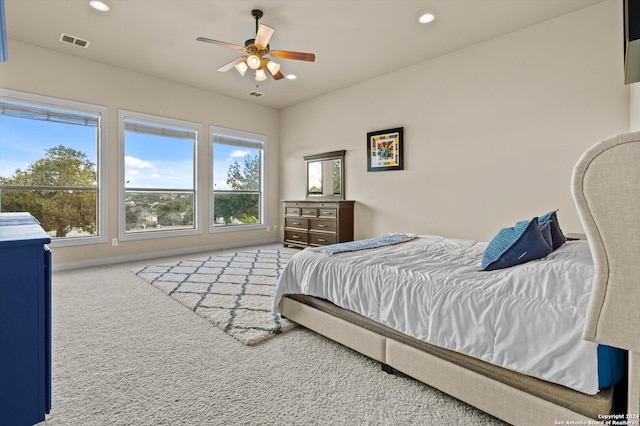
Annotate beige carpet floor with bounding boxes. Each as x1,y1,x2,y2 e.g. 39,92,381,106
43,244,505,425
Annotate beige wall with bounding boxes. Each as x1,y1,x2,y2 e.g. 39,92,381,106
631,83,640,131
1,0,631,267
280,0,629,242
2,40,281,268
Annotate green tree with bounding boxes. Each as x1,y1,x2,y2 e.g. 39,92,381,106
1,145,97,237
125,203,141,229
227,154,259,190
157,199,190,225
214,154,260,225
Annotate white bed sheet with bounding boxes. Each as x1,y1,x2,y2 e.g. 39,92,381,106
273,235,599,394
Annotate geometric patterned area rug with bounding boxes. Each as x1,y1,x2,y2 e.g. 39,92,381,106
133,249,296,346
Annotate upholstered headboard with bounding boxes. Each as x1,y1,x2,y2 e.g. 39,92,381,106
572,131,640,353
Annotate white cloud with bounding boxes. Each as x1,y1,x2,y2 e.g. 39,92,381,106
125,156,154,168
123,158,193,188
230,149,249,158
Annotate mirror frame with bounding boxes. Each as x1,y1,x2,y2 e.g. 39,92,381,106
304,150,346,200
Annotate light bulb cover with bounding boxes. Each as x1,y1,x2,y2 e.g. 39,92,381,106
247,55,261,70
255,68,267,81
234,61,248,76
266,60,280,75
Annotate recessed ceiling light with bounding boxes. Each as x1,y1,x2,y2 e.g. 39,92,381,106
89,1,110,12
418,13,435,24
286,74,297,80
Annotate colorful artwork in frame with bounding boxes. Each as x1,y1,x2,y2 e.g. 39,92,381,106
367,127,403,171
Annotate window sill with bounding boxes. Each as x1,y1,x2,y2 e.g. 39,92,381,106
209,224,267,234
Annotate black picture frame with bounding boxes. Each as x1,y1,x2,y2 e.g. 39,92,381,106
366,127,403,172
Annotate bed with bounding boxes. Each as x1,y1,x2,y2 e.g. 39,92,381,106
272,131,640,425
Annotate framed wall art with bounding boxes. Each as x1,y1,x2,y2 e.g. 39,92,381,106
366,127,403,172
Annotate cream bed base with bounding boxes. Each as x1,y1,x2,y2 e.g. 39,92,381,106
281,296,626,425
278,131,640,425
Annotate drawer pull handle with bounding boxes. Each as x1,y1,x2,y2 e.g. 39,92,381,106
291,235,300,239
317,239,326,242
317,224,327,228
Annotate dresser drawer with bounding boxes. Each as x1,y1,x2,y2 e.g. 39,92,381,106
318,208,337,218
310,219,337,233
285,217,308,230
309,233,337,246
285,207,301,216
282,200,354,248
284,230,309,244
301,208,317,217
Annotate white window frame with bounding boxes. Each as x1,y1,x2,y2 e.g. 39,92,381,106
210,126,266,233
0,88,108,247
118,110,202,241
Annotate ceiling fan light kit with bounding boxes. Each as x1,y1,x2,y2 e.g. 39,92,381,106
247,54,261,69
197,9,315,83
266,60,280,75
255,68,267,81
234,61,248,76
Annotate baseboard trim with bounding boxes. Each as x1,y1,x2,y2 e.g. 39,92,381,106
52,237,282,271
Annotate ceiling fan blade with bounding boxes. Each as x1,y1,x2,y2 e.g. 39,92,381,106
217,56,248,72
254,24,274,49
196,37,244,50
272,71,285,80
270,50,315,62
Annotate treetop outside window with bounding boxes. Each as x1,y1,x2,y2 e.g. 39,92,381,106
0,90,107,246
211,127,265,230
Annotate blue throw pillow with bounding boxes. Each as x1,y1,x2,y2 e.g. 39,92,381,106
482,217,553,271
538,220,552,248
538,210,566,250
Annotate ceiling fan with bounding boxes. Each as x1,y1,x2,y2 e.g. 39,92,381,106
197,9,316,82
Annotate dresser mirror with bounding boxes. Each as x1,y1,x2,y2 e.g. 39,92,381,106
304,150,345,200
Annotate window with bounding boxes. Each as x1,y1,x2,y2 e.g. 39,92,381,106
119,111,200,240
211,126,265,230
0,89,107,246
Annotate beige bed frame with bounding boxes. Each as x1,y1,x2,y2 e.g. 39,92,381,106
279,131,640,425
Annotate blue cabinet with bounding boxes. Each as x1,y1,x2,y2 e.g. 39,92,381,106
0,213,52,425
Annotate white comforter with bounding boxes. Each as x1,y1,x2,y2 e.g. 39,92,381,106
273,235,599,394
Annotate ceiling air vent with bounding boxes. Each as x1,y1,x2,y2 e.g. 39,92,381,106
59,33,90,48
247,91,265,98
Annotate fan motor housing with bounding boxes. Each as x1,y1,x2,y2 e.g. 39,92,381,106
244,39,269,56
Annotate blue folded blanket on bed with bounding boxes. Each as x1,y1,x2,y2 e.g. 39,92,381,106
598,345,626,389
310,233,417,255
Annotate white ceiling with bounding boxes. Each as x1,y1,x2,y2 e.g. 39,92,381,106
5,0,606,109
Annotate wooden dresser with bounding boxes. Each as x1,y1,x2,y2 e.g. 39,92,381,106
283,200,354,248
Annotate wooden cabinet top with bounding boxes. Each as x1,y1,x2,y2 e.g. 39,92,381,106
282,200,355,207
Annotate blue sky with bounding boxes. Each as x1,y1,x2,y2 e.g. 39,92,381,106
124,131,194,189
212,144,256,190
124,132,256,190
1,112,256,190
0,114,97,179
